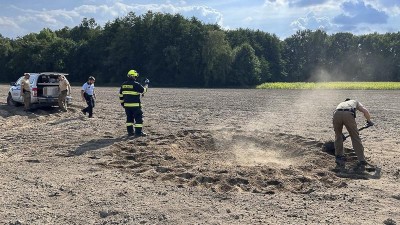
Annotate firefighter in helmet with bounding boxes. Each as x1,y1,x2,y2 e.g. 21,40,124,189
119,69,149,136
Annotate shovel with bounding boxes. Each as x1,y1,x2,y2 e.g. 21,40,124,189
342,122,373,141
322,122,373,154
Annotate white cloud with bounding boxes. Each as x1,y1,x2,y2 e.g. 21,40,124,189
291,11,335,31
263,0,287,8
0,17,19,29
367,0,400,16
74,3,224,25
372,0,400,8
10,5,80,25
36,14,58,25
0,16,25,38
76,5,99,14
244,17,254,22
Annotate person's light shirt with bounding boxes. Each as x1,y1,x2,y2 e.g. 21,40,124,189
82,82,95,95
59,79,70,92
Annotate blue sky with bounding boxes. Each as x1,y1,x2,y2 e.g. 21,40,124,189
0,0,399,40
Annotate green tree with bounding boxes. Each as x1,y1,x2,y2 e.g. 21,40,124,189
42,38,76,72
0,35,13,81
230,43,261,86
227,29,284,82
202,30,233,86
282,29,328,81
325,32,359,81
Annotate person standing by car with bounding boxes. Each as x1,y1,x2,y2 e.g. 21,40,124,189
81,76,96,118
119,70,149,136
58,75,71,112
20,73,31,111
333,98,374,171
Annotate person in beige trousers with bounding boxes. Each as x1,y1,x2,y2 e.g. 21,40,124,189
20,73,31,111
333,98,374,171
58,75,71,111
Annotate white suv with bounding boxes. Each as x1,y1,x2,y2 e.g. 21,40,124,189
7,72,72,107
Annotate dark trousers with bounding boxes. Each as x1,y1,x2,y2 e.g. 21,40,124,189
83,93,95,117
125,107,143,135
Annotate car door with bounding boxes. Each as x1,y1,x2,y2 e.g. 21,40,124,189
11,77,23,102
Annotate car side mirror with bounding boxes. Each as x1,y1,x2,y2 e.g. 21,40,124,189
10,82,16,86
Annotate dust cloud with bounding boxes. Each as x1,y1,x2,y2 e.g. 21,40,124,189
231,140,303,168
211,68,360,169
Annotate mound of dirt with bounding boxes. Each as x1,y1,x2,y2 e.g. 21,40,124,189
99,128,344,194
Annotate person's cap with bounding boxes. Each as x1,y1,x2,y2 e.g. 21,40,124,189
88,76,95,81
24,73,30,76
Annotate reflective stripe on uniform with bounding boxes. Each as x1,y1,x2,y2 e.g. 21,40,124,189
122,91,140,95
122,85,134,89
119,94,123,97
134,124,143,128
126,123,134,126
124,103,140,107
120,100,124,103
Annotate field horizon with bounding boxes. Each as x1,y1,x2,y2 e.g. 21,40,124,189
257,81,400,90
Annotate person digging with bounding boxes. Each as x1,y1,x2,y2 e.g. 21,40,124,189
333,98,374,172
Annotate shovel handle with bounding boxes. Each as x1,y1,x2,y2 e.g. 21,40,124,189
342,124,373,141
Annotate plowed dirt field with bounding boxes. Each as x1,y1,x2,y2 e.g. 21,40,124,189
1,85,399,224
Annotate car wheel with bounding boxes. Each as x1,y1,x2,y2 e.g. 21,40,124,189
7,93,18,106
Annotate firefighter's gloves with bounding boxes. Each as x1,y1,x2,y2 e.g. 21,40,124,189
366,120,374,127
145,79,150,84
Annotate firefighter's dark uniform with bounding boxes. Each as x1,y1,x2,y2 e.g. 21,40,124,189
119,79,147,135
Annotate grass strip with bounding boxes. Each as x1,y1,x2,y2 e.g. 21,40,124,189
256,82,400,90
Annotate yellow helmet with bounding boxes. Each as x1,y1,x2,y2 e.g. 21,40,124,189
127,70,138,78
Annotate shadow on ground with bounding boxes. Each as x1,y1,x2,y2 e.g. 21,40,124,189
0,103,82,118
70,137,126,156
322,140,381,180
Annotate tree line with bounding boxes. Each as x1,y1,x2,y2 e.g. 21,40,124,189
1,11,399,87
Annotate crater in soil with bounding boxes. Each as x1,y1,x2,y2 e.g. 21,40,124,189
99,128,344,194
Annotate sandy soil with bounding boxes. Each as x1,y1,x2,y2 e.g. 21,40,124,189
0,85,399,225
